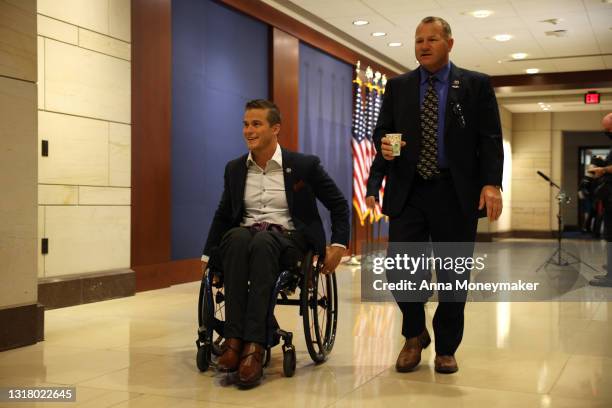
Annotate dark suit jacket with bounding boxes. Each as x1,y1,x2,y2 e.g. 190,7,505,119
372,63,504,218
202,148,350,258
365,153,387,200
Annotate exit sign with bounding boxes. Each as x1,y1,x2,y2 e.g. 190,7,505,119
584,91,600,104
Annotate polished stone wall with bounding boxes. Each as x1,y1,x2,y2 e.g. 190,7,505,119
0,0,39,349
36,0,131,278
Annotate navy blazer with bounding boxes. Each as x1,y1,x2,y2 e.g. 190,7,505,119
372,63,504,218
203,148,350,258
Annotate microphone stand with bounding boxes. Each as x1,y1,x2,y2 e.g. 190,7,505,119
535,171,598,273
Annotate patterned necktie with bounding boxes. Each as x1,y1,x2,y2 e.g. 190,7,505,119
417,75,440,179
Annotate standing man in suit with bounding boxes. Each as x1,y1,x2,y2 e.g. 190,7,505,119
373,16,504,374
201,99,349,387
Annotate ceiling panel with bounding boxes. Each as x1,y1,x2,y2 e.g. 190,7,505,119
362,0,442,13
502,59,558,74
509,0,586,16
273,0,612,75
290,0,373,18
551,56,606,71
535,35,602,57
583,0,612,12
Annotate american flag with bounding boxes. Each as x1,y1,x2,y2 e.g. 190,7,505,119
369,74,385,222
352,67,385,225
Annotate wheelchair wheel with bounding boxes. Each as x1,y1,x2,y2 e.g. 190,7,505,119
282,346,296,377
196,344,211,372
301,252,338,363
196,269,225,368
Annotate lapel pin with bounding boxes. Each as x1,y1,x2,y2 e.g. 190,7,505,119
452,79,460,89
286,168,292,173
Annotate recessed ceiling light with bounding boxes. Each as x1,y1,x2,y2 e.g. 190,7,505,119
542,107,550,111
511,52,528,59
526,68,540,74
388,42,402,47
353,20,369,26
469,10,493,18
371,32,387,37
493,34,513,42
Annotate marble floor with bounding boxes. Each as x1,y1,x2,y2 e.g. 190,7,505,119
1,240,611,407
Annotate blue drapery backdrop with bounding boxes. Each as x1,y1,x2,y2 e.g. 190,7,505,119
298,43,353,243
171,0,269,260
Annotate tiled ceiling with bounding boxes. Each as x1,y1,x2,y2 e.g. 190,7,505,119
270,0,612,75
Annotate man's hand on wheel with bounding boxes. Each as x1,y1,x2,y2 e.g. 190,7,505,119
322,246,345,274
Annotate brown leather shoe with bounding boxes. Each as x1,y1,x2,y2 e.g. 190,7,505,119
395,329,431,372
238,342,265,387
434,355,458,374
216,338,242,372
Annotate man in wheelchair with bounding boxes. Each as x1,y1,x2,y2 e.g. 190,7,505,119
201,99,350,387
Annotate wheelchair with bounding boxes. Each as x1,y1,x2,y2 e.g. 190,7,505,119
195,249,338,377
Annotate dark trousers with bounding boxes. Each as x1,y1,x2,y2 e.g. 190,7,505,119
219,227,306,345
387,175,478,356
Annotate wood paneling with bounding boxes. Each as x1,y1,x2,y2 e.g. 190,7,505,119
135,259,202,292
131,0,172,275
271,28,299,152
492,69,612,92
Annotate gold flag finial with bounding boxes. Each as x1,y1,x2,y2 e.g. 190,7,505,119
374,71,381,85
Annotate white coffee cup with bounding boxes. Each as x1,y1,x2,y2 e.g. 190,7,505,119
386,133,402,156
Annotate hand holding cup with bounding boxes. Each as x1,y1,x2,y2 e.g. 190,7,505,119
381,133,405,160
